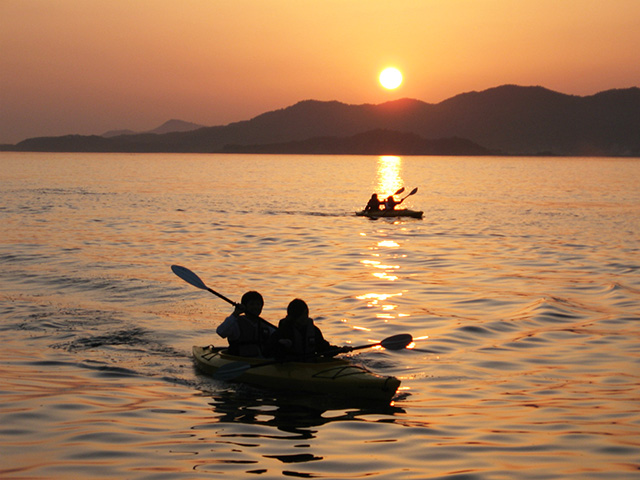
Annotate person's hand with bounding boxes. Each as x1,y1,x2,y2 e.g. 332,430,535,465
340,346,353,353
233,303,246,316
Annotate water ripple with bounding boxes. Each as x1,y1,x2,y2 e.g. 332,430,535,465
1,153,639,479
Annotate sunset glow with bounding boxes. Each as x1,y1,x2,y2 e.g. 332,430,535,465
1,1,639,143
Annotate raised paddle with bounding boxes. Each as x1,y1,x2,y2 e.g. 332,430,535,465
364,187,405,214
367,187,404,207
171,265,276,329
212,333,413,381
399,187,418,202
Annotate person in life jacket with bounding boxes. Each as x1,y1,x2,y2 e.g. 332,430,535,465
216,291,275,357
269,298,352,361
383,194,400,210
364,193,383,212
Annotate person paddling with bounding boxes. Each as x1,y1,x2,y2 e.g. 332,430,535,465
384,194,401,210
384,187,418,211
269,299,352,361
216,291,275,357
364,193,383,212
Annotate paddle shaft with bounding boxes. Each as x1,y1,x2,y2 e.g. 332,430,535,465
171,265,276,330
399,187,418,202
327,333,412,355
383,187,417,211
212,333,412,380
203,285,237,307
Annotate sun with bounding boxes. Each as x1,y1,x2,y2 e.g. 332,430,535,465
379,67,403,90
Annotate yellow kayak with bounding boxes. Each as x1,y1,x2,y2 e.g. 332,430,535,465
193,345,401,402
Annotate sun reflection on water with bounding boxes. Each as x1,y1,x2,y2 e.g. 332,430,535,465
377,240,399,248
405,336,429,350
356,293,402,303
351,325,372,332
362,251,400,281
376,156,403,195
356,292,403,317
373,272,398,281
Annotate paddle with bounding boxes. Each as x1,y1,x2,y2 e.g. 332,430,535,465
399,187,418,203
171,265,276,329
330,333,412,354
212,333,413,381
363,187,405,214
376,187,418,216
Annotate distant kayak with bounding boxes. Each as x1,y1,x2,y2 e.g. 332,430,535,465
193,345,401,402
356,209,424,219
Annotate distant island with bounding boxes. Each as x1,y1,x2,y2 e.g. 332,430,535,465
102,119,205,138
2,85,638,156
222,129,494,156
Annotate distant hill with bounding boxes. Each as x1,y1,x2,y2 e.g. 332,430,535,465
147,119,205,135
102,119,204,137
4,85,639,156
102,128,137,137
223,129,494,155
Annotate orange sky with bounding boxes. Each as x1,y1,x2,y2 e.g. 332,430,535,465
1,0,639,144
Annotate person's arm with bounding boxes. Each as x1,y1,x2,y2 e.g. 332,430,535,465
313,325,333,352
313,325,353,356
216,313,240,340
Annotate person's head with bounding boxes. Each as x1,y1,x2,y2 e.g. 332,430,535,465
241,291,264,316
370,193,378,200
287,298,309,323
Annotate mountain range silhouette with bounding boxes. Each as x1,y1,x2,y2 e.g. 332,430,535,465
4,85,638,156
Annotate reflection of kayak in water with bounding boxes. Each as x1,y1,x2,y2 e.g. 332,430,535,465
193,345,401,402
356,209,424,219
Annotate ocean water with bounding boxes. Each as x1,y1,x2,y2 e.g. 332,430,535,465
0,152,638,479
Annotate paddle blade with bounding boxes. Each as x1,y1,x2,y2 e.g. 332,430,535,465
380,333,413,350
171,265,208,290
394,187,405,195
212,361,252,381
398,187,418,203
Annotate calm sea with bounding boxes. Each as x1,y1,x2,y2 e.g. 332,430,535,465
1,152,639,479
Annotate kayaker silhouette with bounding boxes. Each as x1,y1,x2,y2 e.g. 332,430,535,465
364,193,383,212
216,291,274,357
269,299,352,361
384,195,400,210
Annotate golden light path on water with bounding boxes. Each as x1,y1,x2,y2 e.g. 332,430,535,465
375,155,403,198
1,153,638,479
354,158,410,331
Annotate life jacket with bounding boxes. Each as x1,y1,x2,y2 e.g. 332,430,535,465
288,320,319,358
384,197,398,210
366,197,381,212
228,314,271,357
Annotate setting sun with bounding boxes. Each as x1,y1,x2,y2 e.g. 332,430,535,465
379,67,403,90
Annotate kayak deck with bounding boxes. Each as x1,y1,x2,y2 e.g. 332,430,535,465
356,209,423,219
193,345,401,402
